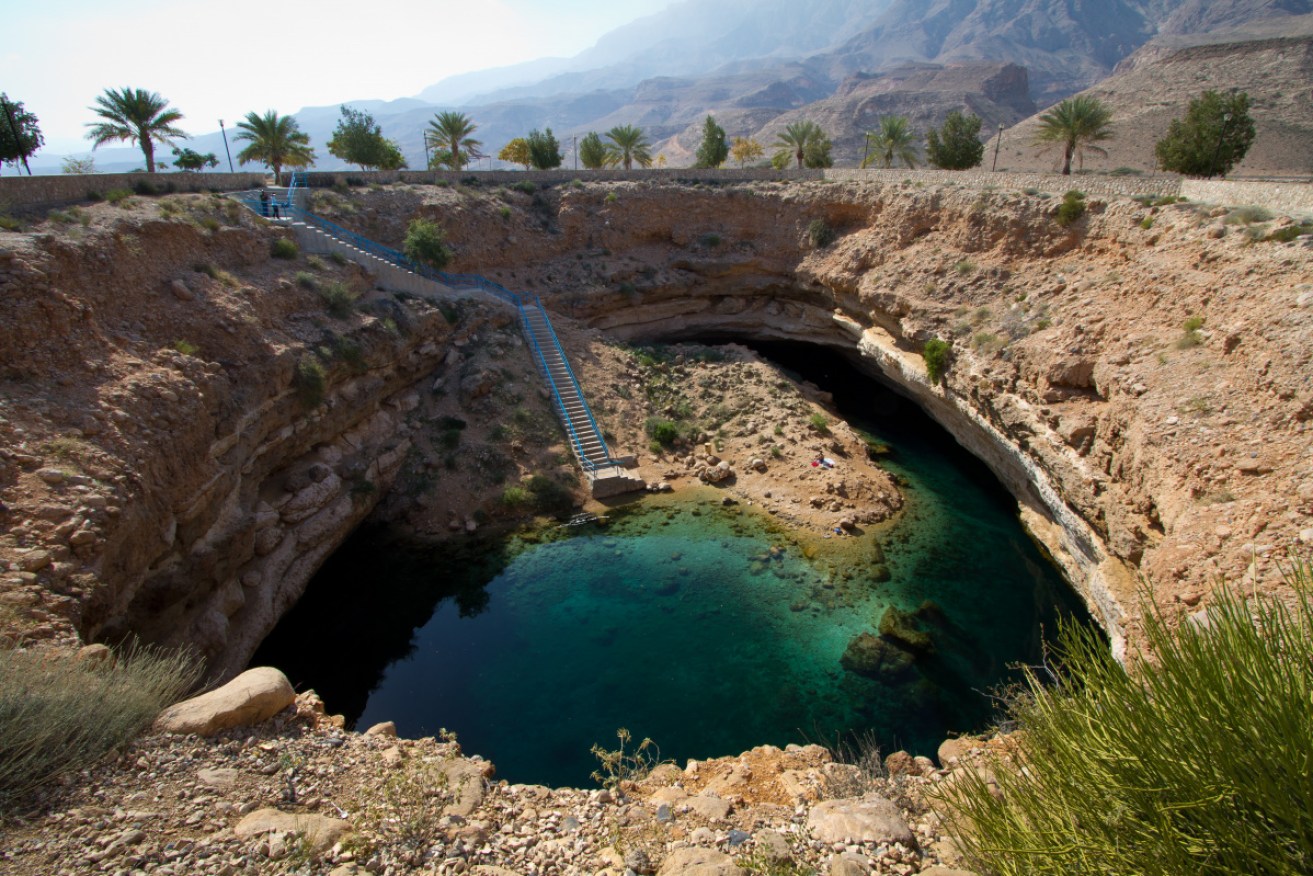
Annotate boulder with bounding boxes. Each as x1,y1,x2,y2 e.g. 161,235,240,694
877,606,935,656
154,666,295,737
685,793,731,821
234,808,350,856
839,632,915,681
655,847,744,876
807,796,914,845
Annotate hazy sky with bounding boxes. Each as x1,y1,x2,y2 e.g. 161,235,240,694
5,0,674,153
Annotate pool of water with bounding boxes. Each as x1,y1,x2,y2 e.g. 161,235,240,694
253,343,1093,788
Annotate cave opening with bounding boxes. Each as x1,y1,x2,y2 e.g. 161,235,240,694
253,337,1094,788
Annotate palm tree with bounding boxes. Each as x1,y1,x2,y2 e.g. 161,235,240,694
863,116,920,169
773,121,823,169
425,111,482,171
85,87,187,173
1033,95,1114,175
603,124,653,170
233,110,315,179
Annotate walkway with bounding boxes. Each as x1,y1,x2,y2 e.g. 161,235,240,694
229,181,642,495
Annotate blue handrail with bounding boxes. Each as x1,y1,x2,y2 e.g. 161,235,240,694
518,306,607,471
523,297,612,468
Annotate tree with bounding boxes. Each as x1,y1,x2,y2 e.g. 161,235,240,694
730,136,764,168
604,124,653,170
425,111,482,172
234,110,315,179
1154,90,1256,178
578,132,607,170
170,147,218,172
0,94,44,175
327,106,404,171
694,116,728,168
525,128,563,170
499,138,532,169
1033,95,1113,176
925,110,985,170
766,122,819,172
85,87,187,173
863,116,920,169
61,156,96,174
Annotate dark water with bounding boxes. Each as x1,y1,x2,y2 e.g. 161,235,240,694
253,343,1093,788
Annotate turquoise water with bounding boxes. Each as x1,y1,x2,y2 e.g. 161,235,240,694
254,344,1093,787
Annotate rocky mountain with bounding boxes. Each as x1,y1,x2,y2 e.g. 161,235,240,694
1000,17,1313,176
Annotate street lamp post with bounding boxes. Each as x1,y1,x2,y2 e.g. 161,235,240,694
992,122,1005,172
219,119,235,173
1211,112,1233,179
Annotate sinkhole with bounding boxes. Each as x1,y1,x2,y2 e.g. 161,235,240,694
253,341,1094,788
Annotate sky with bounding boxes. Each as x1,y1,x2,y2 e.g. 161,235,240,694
4,0,674,154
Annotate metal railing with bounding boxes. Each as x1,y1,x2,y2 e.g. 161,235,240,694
522,297,613,470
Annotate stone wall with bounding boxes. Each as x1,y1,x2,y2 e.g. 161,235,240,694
822,168,1182,198
0,172,267,210
1180,179,1313,217
288,167,823,188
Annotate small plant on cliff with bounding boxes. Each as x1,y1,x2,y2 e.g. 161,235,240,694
173,339,198,356
317,282,359,318
936,559,1313,876
403,217,452,270
293,357,326,408
1177,315,1205,349
270,237,299,259
806,218,835,248
1055,190,1086,227
809,412,830,435
590,728,666,789
0,641,200,812
922,338,951,385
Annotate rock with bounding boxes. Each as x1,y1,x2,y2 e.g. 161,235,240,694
154,666,296,736
937,737,980,766
76,643,112,666
884,750,921,776
233,808,350,857
685,793,731,821
365,721,397,737
807,796,914,845
37,468,66,484
920,869,981,876
877,606,935,655
655,847,742,876
625,847,655,874
828,854,869,876
656,803,674,823
170,279,194,301
840,633,915,681
197,767,239,789
749,458,767,473
753,830,791,861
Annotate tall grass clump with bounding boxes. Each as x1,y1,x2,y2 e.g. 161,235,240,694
0,642,200,812
937,561,1313,876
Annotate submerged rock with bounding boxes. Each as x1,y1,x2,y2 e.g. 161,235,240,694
840,632,915,681
878,606,936,656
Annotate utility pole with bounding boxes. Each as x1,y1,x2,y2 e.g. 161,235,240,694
861,132,871,169
992,122,1005,172
219,119,234,173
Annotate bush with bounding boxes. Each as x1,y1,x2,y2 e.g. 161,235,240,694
318,282,359,318
527,473,575,516
923,338,951,385
293,357,326,408
104,188,132,205
1266,223,1311,243
1225,205,1272,225
1055,190,1086,227
1177,315,1204,349
0,642,200,811
403,218,452,270
270,237,299,259
937,562,1313,876
295,270,317,289
0,214,21,232
809,412,830,434
806,218,835,248
645,417,680,448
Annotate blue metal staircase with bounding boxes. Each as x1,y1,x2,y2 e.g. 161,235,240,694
228,195,623,478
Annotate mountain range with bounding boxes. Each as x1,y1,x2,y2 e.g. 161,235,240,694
26,0,1313,175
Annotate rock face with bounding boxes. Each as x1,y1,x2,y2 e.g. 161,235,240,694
233,807,351,856
154,666,296,736
656,847,743,876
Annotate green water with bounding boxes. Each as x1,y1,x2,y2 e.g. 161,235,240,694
254,344,1093,788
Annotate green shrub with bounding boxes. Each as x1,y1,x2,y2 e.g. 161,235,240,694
809,412,830,435
1140,216,1155,230
498,205,511,220
293,357,326,408
0,214,22,232
500,485,530,507
937,562,1313,876
922,338,951,385
1177,315,1205,349
699,233,722,248
527,473,575,515
0,642,200,812
954,259,975,275
1055,190,1086,227
1225,205,1273,225
104,188,132,205
806,218,835,248
645,418,680,448
295,270,317,289
403,217,452,270
270,237,299,259
1266,223,1310,243
604,191,618,204
173,339,199,356
318,282,359,318
510,180,536,195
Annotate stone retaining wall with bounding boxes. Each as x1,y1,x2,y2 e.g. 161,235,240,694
288,168,822,188
1180,179,1313,217
822,168,1182,198
0,172,267,210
